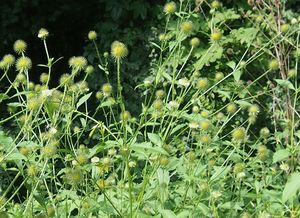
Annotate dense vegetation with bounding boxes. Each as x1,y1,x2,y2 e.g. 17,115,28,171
0,0,300,217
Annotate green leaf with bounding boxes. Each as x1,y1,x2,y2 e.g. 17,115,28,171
212,9,240,24
131,142,169,156
194,43,223,71
274,79,295,90
160,209,176,218
273,149,290,163
282,172,300,202
233,70,242,82
230,27,259,46
76,92,92,109
210,166,231,181
147,133,162,146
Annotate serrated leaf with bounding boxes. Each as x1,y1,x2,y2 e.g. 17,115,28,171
230,27,259,46
282,172,300,202
212,9,240,24
76,92,92,109
194,43,223,71
273,149,290,163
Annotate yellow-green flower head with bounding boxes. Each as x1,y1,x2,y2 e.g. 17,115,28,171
164,1,176,14
159,33,167,41
120,110,131,121
88,30,97,40
13,39,27,54
199,119,211,130
269,59,279,70
38,28,49,39
200,134,211,144
232,127,246,141
16,56,32,72
42,144,57,157
190,37,200,47
196,77,209,90
68,56,87,70
215,72,224,81
40,72,49,84
1,54,15,69
153,99,164,110
155,89,165,99
226,102,237,114
102,83,113,97
111,41,128,59
248,104,259,116
211,1,221,9
180,21,193,34
211,30,222,41
85,65,94,74
59,73,73,86
260,127,270,138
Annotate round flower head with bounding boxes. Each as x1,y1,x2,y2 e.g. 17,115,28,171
14,40,27,54
260,127,270,138
199,120,211,130
111,41,128,60
16,56,32,72
232,127,246,141
88,30,97,40
156,90,165,99
120,110,131,121
211,30,222,41
164,1,176,14
1,54,15,69
190,37,200,47
226,103,237,114
69,56,87,71
281,24,289,33
153,99,163,110
180,21,193,34
178,77,190,87
40,72,49,84
85,65,94,74
211,1,221,9
197,78,209,90
38,28,49,39
102,83,113,97
215,72,224,81
248,104,259,116
269,59,279,70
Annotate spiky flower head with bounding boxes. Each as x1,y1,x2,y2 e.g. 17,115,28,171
102,83,113,97
68,56,87,71
40,72,49,84
199,120,211,130
232,127,246,141
111,41,128,60
88,30,97,40
215,72,224,81
248,104,259,116
14,39,27,54
120,110,131,121
211,1,221,9
196,78,209,90
164,1,176,14
156,89,165,98
180,21,193,34
16,56,32,72
269,59,279,70
38,28,49,39
1,54,15,69
190,37,200,47
85,65,94,74
211,30,222,41
226,103,237,114
260,127,270,138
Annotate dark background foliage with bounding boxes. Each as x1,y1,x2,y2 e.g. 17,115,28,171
0,0,299,113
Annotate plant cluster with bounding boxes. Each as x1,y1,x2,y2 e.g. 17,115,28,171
0,0,300,217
